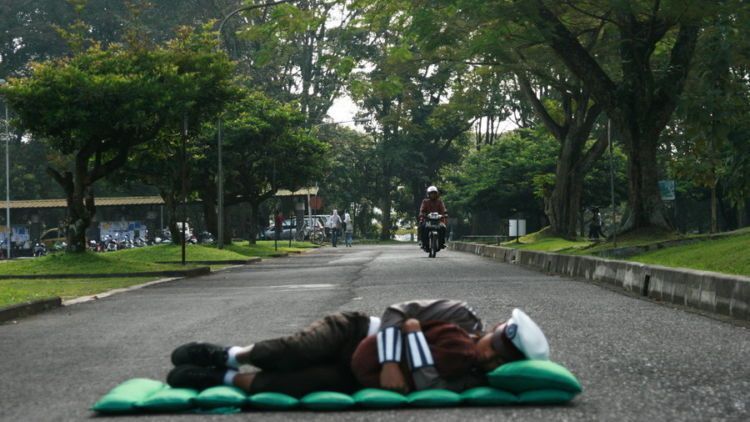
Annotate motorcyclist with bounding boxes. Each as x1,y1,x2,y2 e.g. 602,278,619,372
418,186,447,251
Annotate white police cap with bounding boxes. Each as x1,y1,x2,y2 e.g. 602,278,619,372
504,308,549,360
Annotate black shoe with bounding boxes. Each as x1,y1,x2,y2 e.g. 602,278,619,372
167,365,225,390
171,342,229,368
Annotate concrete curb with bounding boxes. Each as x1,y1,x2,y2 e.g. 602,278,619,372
0,297,62,323
449,241,750,321
155,258,261,265
0,266,211,280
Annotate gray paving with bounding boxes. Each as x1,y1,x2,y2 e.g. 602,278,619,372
0,244,748,421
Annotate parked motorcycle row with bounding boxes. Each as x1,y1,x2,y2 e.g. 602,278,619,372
85,230,216,253
4,230,218,258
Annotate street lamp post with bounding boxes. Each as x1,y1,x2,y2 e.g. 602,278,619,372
214,1,290,249
0,79,10,259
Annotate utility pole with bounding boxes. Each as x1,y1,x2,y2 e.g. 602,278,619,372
217,118,224,248
181,114,188,265
608,119,617,247
0,79,10,260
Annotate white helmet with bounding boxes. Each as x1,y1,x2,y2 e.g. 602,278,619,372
427,186,438,194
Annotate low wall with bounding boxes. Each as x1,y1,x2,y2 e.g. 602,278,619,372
449,242,749,321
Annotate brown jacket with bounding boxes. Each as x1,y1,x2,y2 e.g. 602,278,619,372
419,198,447,224
352,321,487,392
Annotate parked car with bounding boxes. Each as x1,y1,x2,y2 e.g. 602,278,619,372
40,228,66,248
264,219,298,240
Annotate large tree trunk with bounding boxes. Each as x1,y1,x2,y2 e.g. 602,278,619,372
64,186,95,253
202,193,218,238
379,184,393,240
548,167,585,239
710,182,718,233
619,130,671,232
738,200,747,229
54,156,96,253
248,202,260,245
161,191,180,241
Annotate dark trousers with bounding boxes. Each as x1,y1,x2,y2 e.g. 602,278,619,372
419,222,446,249
247,312,371,397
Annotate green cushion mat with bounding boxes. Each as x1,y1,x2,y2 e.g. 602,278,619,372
92,378,167,414
460,387,518,406
407,389,463,407
136,388,198,412
248,392,300,410
93,360,581,413
195,386,247,408
353,388,409,408
487,360,582,394
300,391,356,410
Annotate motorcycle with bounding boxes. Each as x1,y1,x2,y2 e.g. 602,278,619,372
104,235,118,252
33,242,47,257
424,212,443,258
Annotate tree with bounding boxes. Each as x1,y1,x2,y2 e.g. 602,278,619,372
194,90,328,243
1,26,234,251
231,0,363,125
444,129,558,233
317,125,379,237
350,0,480,238
515,0,709,232
667,11,750,232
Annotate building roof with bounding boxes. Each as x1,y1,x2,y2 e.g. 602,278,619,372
7,196,165,209
275,187,319,197
8,188,319,209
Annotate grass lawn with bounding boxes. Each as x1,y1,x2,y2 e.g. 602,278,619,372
0,244,253,276
465,226,750,276
0,242,314,309
0,277,155,308
501,227,593,253
629,231,750,276
115,244,249,263
572,227,684,255
216,240,317,257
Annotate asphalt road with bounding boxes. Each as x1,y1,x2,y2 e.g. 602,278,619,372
1,244,748,421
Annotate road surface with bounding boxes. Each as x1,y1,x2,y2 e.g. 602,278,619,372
1,244,748,421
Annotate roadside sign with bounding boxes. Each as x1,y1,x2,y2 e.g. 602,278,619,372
659,180,676,201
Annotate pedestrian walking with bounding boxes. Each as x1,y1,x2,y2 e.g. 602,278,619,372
588,207,606,240
344,210,353,247
329,209,342,247
274,209,284,241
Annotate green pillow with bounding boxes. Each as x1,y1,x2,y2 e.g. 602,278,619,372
248,392,299,410
136,388,198,412
300,391,356,410
407,389,463,407
91,378,166,414
487,360,582,394
518,389,576,404
460,387,518,406
352,388,408,408
194,386,247,408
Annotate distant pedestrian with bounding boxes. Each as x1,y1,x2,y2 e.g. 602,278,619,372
329,209,342,247
344,210,353,247
274,209,284,241
588,207,605,240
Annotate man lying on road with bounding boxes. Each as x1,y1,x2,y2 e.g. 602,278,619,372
167,299,549,397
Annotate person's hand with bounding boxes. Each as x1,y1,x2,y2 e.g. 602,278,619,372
402,318,421,333
380,362,409,394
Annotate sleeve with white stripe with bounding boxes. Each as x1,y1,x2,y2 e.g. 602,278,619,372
406,331,434,370
377,326,402,363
